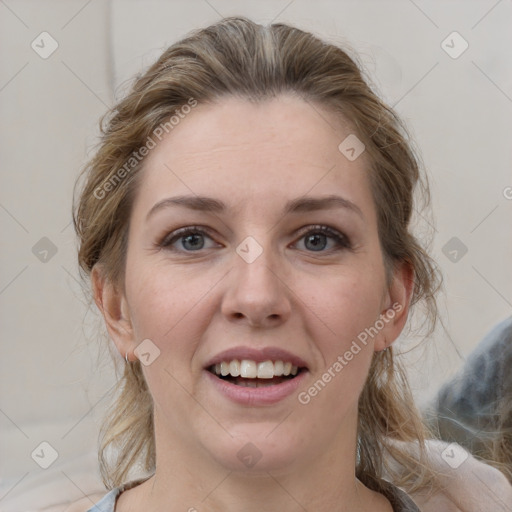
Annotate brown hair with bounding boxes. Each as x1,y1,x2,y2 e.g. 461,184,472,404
475,397,512,484
73,16,442,492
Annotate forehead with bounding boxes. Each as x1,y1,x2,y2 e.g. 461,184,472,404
132,94,375,220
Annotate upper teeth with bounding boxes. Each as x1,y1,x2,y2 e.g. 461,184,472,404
213,360,299,379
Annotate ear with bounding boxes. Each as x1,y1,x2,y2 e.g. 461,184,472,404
91,264,137,361
374,259,415,352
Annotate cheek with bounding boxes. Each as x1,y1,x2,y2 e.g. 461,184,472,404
125,259,216,356
309,265,385,344
125,263,216,415
296,272,383,419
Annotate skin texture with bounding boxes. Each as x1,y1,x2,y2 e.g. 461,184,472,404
92,94,413,511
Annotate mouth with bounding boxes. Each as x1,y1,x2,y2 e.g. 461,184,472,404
203,347,309,405
207,359,306,388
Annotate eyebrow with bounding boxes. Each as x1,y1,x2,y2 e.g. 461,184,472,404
146,194,365,221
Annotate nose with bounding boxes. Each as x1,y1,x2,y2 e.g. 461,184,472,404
221,244,292,328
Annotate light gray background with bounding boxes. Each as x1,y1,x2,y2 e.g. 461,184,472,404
1,0,511,510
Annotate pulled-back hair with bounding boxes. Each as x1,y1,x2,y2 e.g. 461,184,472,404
73,16,442,492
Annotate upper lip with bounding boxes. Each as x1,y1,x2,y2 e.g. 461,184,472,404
204,346,309,370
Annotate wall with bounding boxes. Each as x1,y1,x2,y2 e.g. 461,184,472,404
1,1,511,509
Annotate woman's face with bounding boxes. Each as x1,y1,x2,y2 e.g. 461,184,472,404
100,94,410,474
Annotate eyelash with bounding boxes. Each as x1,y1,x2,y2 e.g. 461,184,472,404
158,225,352,254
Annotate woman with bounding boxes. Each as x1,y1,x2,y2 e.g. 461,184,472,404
70,16,502,512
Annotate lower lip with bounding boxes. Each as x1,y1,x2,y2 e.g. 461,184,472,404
204,369,308,406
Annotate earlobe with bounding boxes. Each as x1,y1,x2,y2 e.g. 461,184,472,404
91,264,135,356
374,260,415,352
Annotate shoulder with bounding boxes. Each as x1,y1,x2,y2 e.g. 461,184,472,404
55,476,150,512
410,440,512,512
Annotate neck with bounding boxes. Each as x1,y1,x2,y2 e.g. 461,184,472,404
151,469,371,511
131,412,391,511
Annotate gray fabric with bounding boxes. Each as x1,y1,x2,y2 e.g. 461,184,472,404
86,488,117,512
86,477,150,512
428,316,512,451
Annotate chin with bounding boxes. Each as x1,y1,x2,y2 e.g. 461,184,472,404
205,425,305,474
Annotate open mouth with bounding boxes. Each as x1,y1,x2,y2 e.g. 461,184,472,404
207,359,306,388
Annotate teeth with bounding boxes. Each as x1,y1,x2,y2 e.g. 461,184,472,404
211,359,301,379
229,360,240,377
238,380,258,388
257,360,274,379
240,360,257,378
274,360,284,376
237,379,278,388
220,361,230,376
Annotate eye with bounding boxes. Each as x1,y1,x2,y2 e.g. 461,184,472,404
293,225,351,253
158,226,219,252
158,224,351,254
